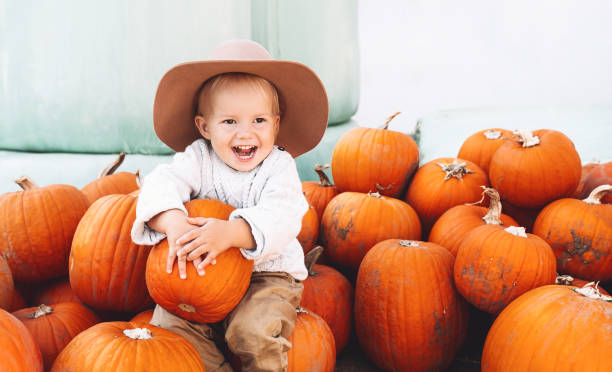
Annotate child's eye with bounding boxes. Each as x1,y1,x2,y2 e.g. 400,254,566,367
254,118,266,123
222,119,236,124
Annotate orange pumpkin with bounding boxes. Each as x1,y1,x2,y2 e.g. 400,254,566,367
572,162,601,198
33,277,81,306
556,274,610,296
533,185,612,282
0,256,14,310
81,152,139,205
302,164,340,221
297,204,319,254
51,321,205,371
489,129,582,208
457,128,513,174
577,161,612,203
13,303,100,370
0,176,89,283
287,309,336,372
300,247,352,352
355,240,469,371
0,308,43,372
146,199,253,323
130,309,154,324
70,194,154,312
429,187,518,256
454,225,557,314
404,157,489,233
500,200,541,233
6,287,27,312
482,285,612,371
320,192,421,269
331,113,420,197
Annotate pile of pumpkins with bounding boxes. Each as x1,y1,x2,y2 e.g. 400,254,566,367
1,115,611,371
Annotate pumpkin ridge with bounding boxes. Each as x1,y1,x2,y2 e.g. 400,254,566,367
106,196,133,307
21,190,43,279
91,196,118,304
48,188,71,264
36,190,57,279
118,198,141,310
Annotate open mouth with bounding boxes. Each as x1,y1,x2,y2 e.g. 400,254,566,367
232,145,258,160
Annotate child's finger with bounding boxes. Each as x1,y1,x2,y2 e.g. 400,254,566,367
177,250,188,280
166,242,178,274
187,217,209,226
187,244,208,261
198,252,218,272
176,229,199,246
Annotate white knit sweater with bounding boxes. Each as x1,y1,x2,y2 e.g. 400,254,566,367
131,139,309,280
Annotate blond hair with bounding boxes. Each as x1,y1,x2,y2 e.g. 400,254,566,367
195,72,280,117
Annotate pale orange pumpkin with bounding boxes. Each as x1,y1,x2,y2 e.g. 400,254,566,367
489,129,581,208
457,128,513,174
146,199,253,323
81,152,139,205
331,113,420,197
0,176,89,283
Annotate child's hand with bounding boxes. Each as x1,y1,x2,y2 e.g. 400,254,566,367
176,217,234,275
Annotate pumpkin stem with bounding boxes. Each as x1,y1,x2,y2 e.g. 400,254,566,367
399,240,420,247
514,129,540,148
484,129,503,140
504,226,527,238
572,282,612,302
378,112,401,130
375,183,393,193
367,191,383,198
477,187,504,225
304,246,324,276
555,274,575,285
15,175,38,190
123,327,153,340
31,304,53,319
582,184,612,205
98,152,126,179
437,159,474,180
135,169,143,189
313,164,333,186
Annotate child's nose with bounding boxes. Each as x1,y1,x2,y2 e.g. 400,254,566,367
235,122,253,137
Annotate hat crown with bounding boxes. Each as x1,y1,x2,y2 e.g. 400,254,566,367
208,39,272,61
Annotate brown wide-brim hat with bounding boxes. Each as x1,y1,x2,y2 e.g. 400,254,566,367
153,39,329,158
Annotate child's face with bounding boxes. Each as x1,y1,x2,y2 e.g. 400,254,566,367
195,83,280,172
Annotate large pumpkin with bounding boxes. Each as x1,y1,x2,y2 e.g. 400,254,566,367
0,308,43,372
533,185,612,282
51,321,205,371
577,161,612,203
404,157,489,233
0,176,89,282
457,128,513,174
287,309,336,372
70,193,154,312
81,152,139,205
355,240,469,372
300,247,352,352
454,225,557,314
331,113,420,198
0,256,14,309
489,129,581,208
429,187,518,256
302,164,340,221
13,303,100,370
320,191,421,269
146,199,253,323
482,285,612,371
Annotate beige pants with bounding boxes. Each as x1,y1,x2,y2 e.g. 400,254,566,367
150,272,303,372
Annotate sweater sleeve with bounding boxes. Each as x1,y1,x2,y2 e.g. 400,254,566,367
131,140,207,245
229,156,308,260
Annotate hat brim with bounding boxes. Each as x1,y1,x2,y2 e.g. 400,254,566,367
153,60,329,158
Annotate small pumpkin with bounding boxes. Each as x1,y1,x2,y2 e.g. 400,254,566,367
355,240,469,372
533,185,612,282
130,309,154,324
287,308,336,372
555,274,610,296
429,187,518,256
482,285,612,371
499,200,541,233
51,322,205,371
0,308,43,372
0,256,14,310
300,247,353,352
0,176,89,283
13,303,100,370
454,225,557,314
489,129,582,208
70,193,154,312
302,164,340,221
577,161,612,203
331,112,420,197
145,199,253,323
320,191,421,269
572,162,601,198
81,152,139,205
404,157,489,233
297,204,319,254
457,128,513,174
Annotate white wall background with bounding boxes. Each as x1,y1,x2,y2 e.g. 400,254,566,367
354,0,612,131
